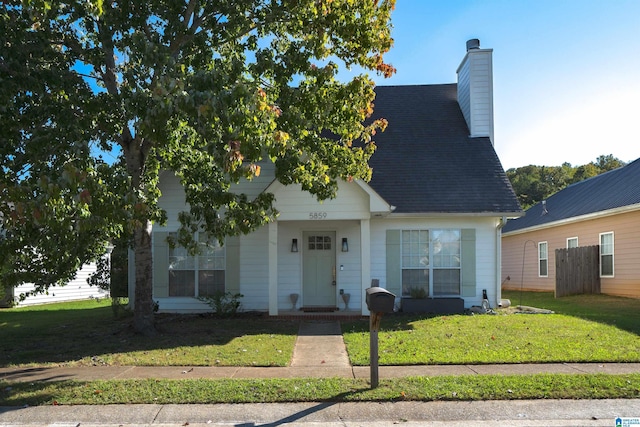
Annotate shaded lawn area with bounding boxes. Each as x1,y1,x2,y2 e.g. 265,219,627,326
0,299,298,368
1,292,639,368
342,291,640,366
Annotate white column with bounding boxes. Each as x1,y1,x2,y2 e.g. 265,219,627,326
360,218,371,315
268,221,278,315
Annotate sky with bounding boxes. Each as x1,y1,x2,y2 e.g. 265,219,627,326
362,0,640,170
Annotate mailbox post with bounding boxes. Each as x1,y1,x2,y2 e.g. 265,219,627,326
365,287,396,388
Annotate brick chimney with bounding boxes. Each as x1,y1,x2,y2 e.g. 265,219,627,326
456,39,494,144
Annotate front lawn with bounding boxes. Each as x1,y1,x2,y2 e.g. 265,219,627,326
2,292,640,405
0,300,297,368
1,291,638,368
342,291,640,365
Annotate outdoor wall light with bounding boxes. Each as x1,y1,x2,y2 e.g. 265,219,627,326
342,238,349,252
291,238,298,253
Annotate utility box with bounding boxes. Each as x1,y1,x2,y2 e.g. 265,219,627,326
365,287,395,314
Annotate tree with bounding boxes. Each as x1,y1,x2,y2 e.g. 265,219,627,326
506,155,626,209
0,0,395,334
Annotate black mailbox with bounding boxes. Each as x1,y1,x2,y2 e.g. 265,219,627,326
365,287,396,313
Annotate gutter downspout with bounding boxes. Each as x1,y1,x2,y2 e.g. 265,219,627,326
496,216,507,306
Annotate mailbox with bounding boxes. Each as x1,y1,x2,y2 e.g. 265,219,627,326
365,287,396,313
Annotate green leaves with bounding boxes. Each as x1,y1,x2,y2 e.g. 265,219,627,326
1,0,395,329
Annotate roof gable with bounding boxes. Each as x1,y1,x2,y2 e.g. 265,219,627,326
366,84,521,214
503,157,640,233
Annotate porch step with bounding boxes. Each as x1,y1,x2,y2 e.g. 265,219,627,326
300,306,337,313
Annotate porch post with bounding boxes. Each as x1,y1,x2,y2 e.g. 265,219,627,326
360,218,371,316
268,221,278,315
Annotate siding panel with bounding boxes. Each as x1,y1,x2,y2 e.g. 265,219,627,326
13,261,109,306
502,210,640,298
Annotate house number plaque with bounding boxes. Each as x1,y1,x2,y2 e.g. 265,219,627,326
308,212,327,220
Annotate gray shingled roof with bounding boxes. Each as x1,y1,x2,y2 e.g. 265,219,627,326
503,157,640,233
366,84,522,214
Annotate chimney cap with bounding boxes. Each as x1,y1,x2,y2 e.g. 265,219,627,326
466,39,480,51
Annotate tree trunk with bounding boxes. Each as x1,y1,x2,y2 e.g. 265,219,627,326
132,218,157,336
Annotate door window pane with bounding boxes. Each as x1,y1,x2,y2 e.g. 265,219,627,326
308,235,331,251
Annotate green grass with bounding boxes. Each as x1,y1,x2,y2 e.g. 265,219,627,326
2,292,639,368
341,290,640,365
0,299,298,368
342,312,640,365
2,292,640,405
503,290,640,334
2,374,639,406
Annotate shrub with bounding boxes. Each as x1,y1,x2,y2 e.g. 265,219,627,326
409,287,427,299
198,291,243,316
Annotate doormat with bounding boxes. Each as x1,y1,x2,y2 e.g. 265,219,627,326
301,306,338,313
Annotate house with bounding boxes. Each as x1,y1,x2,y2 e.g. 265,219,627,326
2,260,109,307
502,158,640,298
133,39,522,315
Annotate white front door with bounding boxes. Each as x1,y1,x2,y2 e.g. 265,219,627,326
302,231,337,307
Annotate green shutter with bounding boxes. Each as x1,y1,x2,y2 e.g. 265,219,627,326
225,235,240,294
153,232,169,298
461,228,476,297
386,230,401,296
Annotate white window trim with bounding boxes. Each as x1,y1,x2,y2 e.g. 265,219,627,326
599,231,615,278
538,241,548,277
566,237,578,249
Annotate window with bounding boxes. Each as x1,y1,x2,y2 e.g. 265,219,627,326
401,230,429,297
401,229,461,297
600,232,614,277
538,242,548,277
168,233,225,297
308,235,332,251
567,237,578,249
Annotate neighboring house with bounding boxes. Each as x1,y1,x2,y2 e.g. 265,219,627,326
131,39,522,315
3,260,109,307
502,158,640,298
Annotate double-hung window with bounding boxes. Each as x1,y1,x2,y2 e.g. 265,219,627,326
567,237,578,249
600,232,614,277
401,230,429,297
538,242,548,277
401,229,461,297
168,233,225,297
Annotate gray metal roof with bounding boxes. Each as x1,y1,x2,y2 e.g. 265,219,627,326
367,84,522,214
503,157,640,233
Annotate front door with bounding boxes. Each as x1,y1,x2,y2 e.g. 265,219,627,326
302,231,336,307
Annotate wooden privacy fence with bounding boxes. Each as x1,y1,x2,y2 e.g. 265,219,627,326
555,245,600,297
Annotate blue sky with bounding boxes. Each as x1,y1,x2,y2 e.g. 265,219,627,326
362,0,640,170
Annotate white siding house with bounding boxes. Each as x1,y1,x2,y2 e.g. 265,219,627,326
8,260,109,307
130,39,522,316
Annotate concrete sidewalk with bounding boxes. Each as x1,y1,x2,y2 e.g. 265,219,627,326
2,400,640,426
2,361,640,383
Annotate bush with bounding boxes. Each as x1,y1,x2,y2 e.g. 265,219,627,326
198,291,243,316
409,287,427,299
